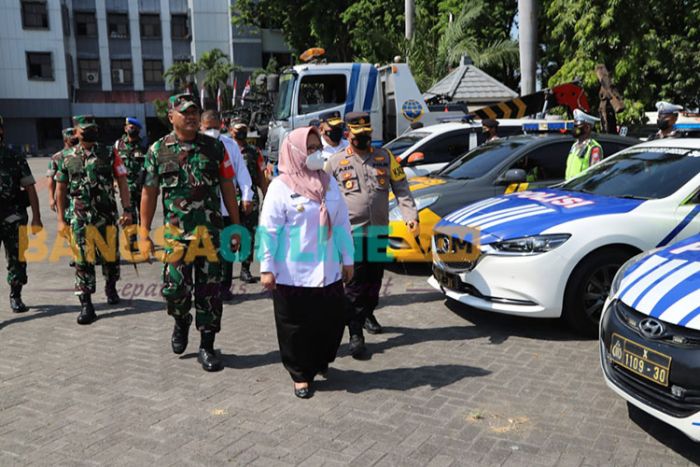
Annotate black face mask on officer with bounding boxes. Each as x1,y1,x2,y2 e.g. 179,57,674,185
657,118,672,131
325,126,343,144
81,127,99,143
235,130,247,141
69,137,79,146
351,133,371,150
126,128,140,137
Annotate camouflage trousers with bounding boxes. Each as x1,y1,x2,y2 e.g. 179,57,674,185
162,240,223,333
71,218,120,294
0,216,28,287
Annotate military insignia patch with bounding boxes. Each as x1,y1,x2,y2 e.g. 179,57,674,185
345,180,354,189
340,159,350,166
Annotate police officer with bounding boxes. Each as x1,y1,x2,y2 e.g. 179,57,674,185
564,109,603,181
114,117,146,224
229,122,268,284
54,115,133,324
47,128,78,212
649,101,683,140
140,94,241,372
326,112,418,357
0,115,42,313
319,110,349,160
482,119,500,143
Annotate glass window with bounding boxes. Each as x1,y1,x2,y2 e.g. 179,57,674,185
171,14,188,39
143,59,163,85
562,147,700,199
140,14,161,38
384,132,429,157
507,141,572,182
78,59,100,85
273,72,296,120
26,52,53,80
438,140,526,180
298,74,346,115
420,131,471,164
61,4,70,35
21,1,48,29
75,12,97,37
107,13,129,39
111,59,133,85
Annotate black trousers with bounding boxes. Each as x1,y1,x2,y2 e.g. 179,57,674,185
272,281,345,383
345,236,385,338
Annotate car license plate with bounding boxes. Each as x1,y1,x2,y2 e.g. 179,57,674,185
610,333,672,387
433,267,459,290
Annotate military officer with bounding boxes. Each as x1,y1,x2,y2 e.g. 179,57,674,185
649,101,683,140
47,128,78,212
114,117,146,223
319,110,349,161
54,115,133,324
140,94,241,372
564,109,604,180
0,115,43,313
326,112,418,357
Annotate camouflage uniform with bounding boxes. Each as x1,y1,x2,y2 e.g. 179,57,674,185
48,147,73,223
143,131,233,332
114,134,145,221
54,142,122,294
238,143,265,267
0,144,34,287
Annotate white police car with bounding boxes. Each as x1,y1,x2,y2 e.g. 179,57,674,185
429,139,700,335
600,235,700,442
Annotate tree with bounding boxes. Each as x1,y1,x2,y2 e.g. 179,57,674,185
197,49,237,101
163,61,198,93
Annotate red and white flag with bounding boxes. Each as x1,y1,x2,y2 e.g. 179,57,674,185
231,78,238,108
216,86,222,112
200,87,206,109
241,78,251,105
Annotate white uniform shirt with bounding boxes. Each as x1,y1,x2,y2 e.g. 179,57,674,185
219,135,253,216
321,137,349,161
258,178,354,287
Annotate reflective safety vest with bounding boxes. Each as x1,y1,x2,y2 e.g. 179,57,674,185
565,139,603,180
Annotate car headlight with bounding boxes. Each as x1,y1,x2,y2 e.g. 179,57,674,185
609,248,660,297
389,195,439,221
486,234,571,256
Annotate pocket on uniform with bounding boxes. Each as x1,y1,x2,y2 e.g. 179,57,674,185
158,161,180,188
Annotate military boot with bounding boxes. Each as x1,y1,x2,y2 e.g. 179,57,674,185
171,313,193,355
198,331,223,372
105,280,120,304
9,285,28,313
240,264,255,284
77,294,97,325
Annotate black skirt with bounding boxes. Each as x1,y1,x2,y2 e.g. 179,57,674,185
272,280,346,383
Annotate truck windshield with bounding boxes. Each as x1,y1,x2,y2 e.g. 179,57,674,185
562,147,700,199
274,73,295,120
384,132,429,156
438,140,526,179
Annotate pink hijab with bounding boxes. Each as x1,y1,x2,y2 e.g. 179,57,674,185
278,126,332,232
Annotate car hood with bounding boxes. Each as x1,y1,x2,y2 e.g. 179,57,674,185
435,189,645,244
615,234,700,331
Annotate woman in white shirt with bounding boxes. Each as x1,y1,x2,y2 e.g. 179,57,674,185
258,126,354,399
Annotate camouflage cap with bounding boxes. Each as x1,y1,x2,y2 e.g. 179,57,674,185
62,127,74,138
168,93,199,112
72,115,97,129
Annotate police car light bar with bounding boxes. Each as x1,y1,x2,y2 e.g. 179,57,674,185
522,121,574,133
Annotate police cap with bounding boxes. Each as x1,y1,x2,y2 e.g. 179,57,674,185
345,111,372,134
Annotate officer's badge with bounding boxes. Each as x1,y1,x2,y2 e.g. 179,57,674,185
343,172,353,180
295,203,305,212
374,156,385,162
376,168,386,176
340,159,350,166
359,118,365,125
345,180,354,189
378,178,386,186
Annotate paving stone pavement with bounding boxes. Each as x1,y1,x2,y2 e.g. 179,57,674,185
0,158,698,466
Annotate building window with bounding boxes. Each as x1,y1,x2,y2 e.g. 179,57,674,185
26,52,53,80
75,12,97,37
107,13,129,39
78,59,100,85
111,59,133,85
171,14,188,39
21,1,48,29
140,14,161,38
143,59,163,85
61,4,70,35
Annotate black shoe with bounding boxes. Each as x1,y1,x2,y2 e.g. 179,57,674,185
318,364,329,379
9,286,27,313
171,314,192,355
198,331,223,372
77,294,96,325
349,335,366,359
364,315,382,334
105,281,120,305
240,267,255,284
294,384,311,399
220,288,235,302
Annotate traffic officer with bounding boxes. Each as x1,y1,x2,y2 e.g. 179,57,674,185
229,121,268,284
47,128,78,212
54,115,133,324
0,115,42,313
319,110,348,160
326,111,418,357
140,94,241,372
564,109,603,180
114,117,146,224
482,119,500,143
649,101,683,140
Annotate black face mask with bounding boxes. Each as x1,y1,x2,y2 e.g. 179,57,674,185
127,128,140,137
572,126,584,138
69,137,79,146
235,131,247,141
81,128,99,143
657,119,671,131
352,134,371,150
326,127,343,144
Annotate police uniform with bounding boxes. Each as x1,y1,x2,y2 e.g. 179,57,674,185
565,109,603,180
326,112,417,353
648,101,683,140
115,117,146,223
0,115,36,313
319,110,349,161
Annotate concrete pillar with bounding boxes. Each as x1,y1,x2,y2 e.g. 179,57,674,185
161,0,173,91
518,0,537,95
128,0,144,90
95,0,112,91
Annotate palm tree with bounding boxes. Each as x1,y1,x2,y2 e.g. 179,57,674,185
163,60,198,93
197,49,237,105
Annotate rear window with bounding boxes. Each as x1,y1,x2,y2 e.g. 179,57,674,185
438,140,526,180
384,132,429,156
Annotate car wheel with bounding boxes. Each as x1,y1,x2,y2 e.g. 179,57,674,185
563,249,634,337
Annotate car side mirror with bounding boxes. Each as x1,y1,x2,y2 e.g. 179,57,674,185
498,168,527,184
406,152,425,166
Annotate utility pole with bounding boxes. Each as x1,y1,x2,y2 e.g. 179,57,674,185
518,0,537,95
405,0,414,41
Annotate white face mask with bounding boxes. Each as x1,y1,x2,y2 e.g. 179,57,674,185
305,150,325,171
203,128,220,139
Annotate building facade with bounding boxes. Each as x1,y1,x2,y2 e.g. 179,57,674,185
0,0,291,153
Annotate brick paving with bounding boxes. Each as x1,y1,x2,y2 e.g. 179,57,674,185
0,158,697,466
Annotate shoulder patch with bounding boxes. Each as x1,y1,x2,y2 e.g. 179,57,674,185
389,154,406,182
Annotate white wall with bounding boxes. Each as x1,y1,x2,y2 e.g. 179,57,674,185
189,0,231,61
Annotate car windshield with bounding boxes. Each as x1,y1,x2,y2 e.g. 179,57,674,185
562,146,700,199
437,140,526,179
273,72,295,120
384,132,429,156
